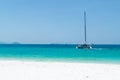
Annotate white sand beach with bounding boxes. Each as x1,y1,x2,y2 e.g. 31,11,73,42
0,60,120,80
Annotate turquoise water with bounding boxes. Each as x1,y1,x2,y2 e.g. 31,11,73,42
0,44,120,63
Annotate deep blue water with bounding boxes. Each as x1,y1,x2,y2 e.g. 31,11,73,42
0,44,120,63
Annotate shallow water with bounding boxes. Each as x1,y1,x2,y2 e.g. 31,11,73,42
0,44,120,63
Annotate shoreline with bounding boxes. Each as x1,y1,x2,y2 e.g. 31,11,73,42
0,60,120,80
0,58,120,64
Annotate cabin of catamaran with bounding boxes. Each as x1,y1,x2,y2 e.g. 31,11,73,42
76,43,92,49
76,11,92,49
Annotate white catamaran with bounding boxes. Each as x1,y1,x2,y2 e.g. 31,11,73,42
76,11,92,49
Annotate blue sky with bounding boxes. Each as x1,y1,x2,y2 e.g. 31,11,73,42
0,0,120,44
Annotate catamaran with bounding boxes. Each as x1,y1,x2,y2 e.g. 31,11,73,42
76,11,92,49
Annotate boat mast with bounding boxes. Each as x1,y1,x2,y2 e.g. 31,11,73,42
84,11,87,44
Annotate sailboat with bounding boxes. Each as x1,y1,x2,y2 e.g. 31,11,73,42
76,11,92,49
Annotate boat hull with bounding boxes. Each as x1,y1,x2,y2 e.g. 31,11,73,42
76,44,92,49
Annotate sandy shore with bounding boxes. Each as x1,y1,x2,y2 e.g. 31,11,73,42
0,60,120,80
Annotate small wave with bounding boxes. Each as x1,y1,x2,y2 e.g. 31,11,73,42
91,48,103,50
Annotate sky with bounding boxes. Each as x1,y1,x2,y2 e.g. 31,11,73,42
0,0,120,44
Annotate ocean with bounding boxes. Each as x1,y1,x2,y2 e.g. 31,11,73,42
0,44,120,63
